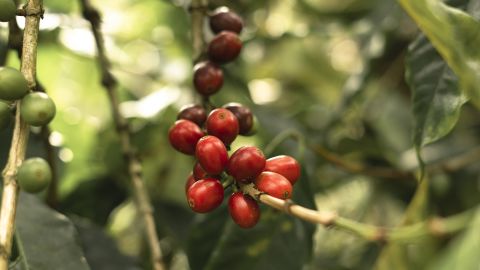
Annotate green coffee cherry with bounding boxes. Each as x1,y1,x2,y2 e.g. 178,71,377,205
17,158,52,193
0,67,29,101
20,92,56,126
0,101,12,130
0,0,16,22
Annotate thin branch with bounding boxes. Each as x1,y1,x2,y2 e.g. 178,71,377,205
190,0,208,63
0,1,42,269
240,184,475,243
78,1,165,269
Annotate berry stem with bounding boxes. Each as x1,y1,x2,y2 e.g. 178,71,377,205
264,129,306,160
79,1,165,269
0,0,42,268
240,183,476,243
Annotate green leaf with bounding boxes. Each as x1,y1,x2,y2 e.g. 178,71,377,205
427,207,480,270
398,0,480,108
407,34,467,149
12,193,91,270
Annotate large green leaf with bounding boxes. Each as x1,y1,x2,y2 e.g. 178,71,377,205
398,0,480,108
10,193,91,270
427,207,480,270
407,34,467,150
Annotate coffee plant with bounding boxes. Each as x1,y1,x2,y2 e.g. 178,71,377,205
0,0,479,270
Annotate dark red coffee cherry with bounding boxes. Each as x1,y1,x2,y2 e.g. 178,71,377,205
168,120,204,155
255,171,293,200
193,61,223,96
187,178,224,213
206,108,239,146
228,192,260,228
209,7,243,34
195,135,229,175
185,173,197,194
222,102,254,135
264,155,301,185
208,31,242,64
177,104,207,127
193,162,209,180
227,146,265,183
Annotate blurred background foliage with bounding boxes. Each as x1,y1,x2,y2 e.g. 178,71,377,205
0,0,479,269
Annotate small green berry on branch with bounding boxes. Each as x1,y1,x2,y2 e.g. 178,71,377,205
17,158,52,193
20,92,56,126
0,67,30,101
0,0,16,22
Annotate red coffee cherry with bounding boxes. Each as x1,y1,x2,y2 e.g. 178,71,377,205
193,162,209,180
255,171,293,200
222,102,254,135
208,31,242,64
264,155,301,185
195,135,229,175
187,178,224,213
227,146,265,183
177,104,207,127
228,192,260,228
185,173,196,194
209,7,243,34
193,61,223,96
206,108,239,146
168,120,204,155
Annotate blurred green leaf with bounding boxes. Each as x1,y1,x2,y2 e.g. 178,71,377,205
11,193,90,270
398,0,480,108
427,207,480,270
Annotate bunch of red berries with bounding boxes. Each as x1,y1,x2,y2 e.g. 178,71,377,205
168,7,301,229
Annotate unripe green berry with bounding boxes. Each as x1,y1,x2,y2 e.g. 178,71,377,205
0,67,29,101
0,0,16,22
17,158,52,193
0,101,12,130
20,92,56,126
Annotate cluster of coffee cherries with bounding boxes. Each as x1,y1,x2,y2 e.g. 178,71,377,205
169,102,301,229
168,5,300,230
193,6,243,97
0,66,54,193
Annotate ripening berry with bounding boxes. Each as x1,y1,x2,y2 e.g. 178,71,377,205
222,102,254,135
20,92,56,126
17,158,52,193
0,67,29,101
177,104,207,127
255,171,293,200
209,7,243,34
227,146,265,183
195,135,229,175
228,192,260,228
0,0,16,22
193,61,224,96
264,155,301,185
206,108,239,146
208,31,242,64
168,120,204,155
187,178,224,213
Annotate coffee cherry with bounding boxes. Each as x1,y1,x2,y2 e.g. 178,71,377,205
20,92,56,126
177,104,207,127
0,67,29,101
185,173,196,194
0,101,12,130
264,155,301,185
193,162,209,180
255,171,293,200
206,108,239,145
227,146,265,182
193,61,223,96
168,119,204,155
17,158,52,193
187,178,224,213
209,7,243,34
222,102,254,135
195,135,228,175
0,0,16,22
228,192,260,228
208,31,242,64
